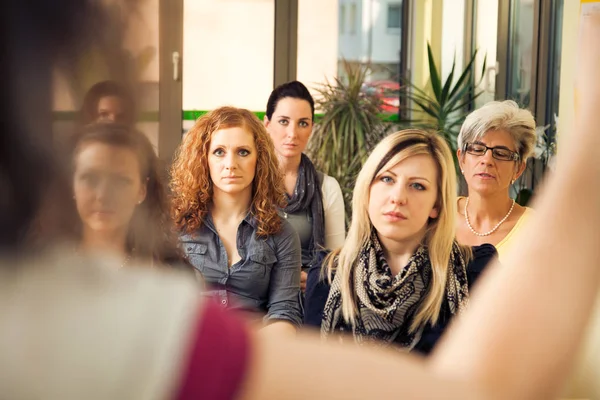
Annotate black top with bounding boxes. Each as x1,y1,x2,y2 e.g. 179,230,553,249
303,244,497,355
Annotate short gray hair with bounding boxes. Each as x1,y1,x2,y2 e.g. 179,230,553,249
457,100,536,162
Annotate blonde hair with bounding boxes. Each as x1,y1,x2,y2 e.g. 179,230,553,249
325,129,471,332
457,100,537,162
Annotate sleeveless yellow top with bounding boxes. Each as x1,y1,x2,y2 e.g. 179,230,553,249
459,197,533,264
494,207,534,263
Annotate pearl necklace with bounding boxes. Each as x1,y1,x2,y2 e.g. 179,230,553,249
74,247,132,269
464,197,515,237
120,253,132,269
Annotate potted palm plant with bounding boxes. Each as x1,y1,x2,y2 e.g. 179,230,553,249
307,60,391,221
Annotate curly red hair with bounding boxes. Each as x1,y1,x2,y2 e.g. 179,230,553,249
171,107,286,237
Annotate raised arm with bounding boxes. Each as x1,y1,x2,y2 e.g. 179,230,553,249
430,11,600,399
239,13,600,400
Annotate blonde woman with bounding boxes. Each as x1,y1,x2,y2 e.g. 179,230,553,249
456,100,537,262
306,130,496,353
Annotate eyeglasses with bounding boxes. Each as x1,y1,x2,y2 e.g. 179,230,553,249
464,142,520,162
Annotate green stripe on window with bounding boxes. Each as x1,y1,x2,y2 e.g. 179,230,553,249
182,111,399,122
53,110,399,123
182,110,266,121
53,111,160,122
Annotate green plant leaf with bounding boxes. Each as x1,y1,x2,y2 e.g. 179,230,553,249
401,79,433,100
411,98,440,119
427,43,442,99
445,81,475,110
448,49,478,100
407,91,441,113
448,90,485,113
479,54,487,86
440,55,456,105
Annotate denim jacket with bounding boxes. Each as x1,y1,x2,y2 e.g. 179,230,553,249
181,213,303,327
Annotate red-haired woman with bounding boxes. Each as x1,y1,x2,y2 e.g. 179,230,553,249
171,107,302,334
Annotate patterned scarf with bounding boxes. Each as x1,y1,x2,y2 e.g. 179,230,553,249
284,153,325,265
321,233,469,348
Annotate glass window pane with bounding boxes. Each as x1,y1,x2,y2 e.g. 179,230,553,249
507,0,535,108
340,4,347,34
298,0,403,115
547,0,563,128
473,0,498,108
350,3,357,34
388,4,402,29
52,0,160,148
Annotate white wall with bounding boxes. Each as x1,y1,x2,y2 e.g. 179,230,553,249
297,0,339,88
182,0,274,111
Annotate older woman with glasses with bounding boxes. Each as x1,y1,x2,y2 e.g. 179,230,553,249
456,100,536,262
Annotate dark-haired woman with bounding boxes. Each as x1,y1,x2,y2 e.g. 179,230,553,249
79,80,136,126
265,81,346,291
